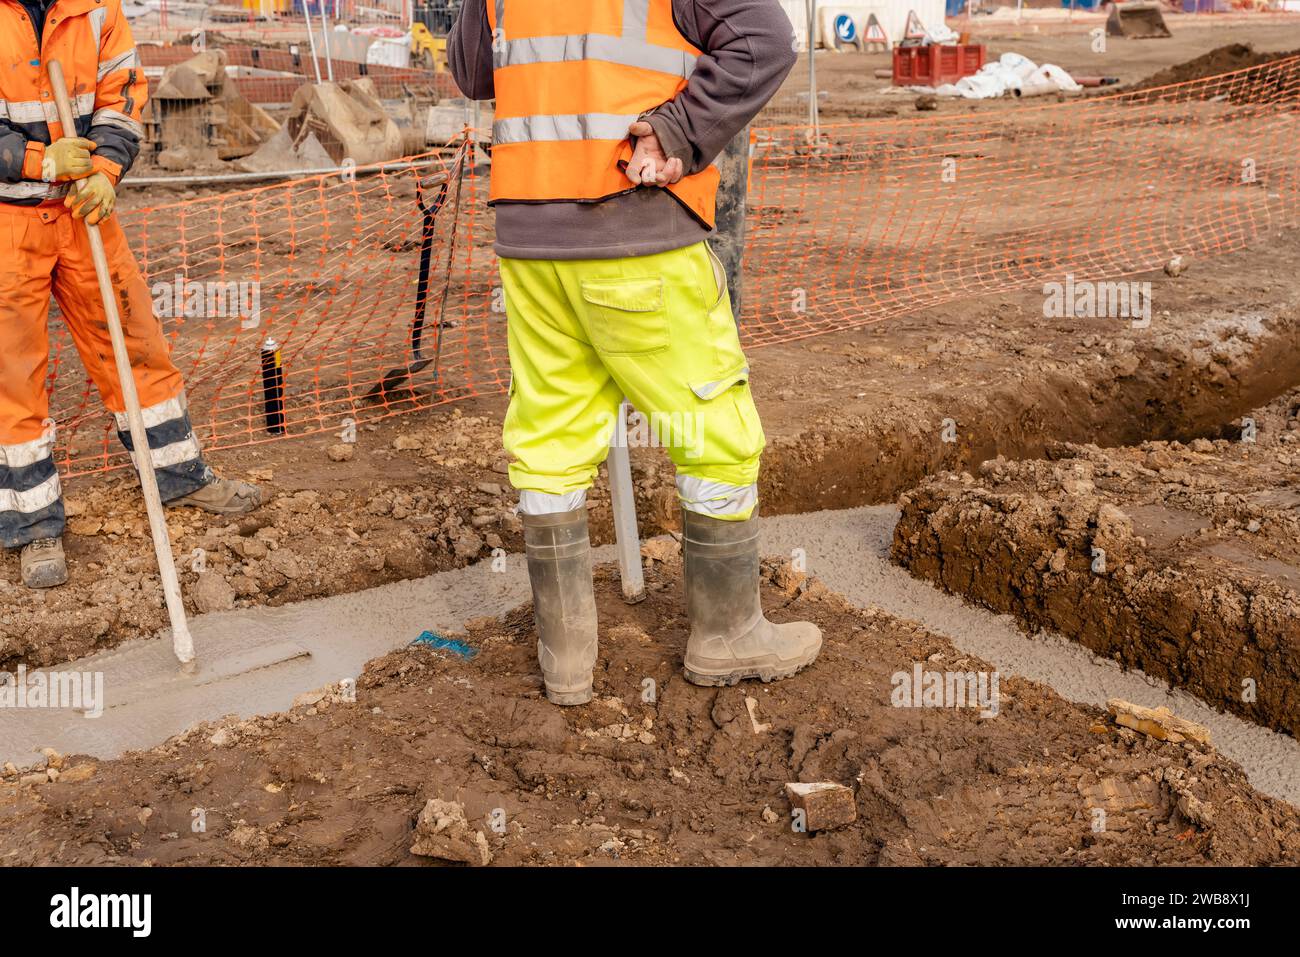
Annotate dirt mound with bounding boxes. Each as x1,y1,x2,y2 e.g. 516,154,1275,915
0,406,520,672
893,387,1300,736
1,558,1296,866
1134,43,1300,90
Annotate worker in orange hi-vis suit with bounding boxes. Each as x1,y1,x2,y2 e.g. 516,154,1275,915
0,0,262,589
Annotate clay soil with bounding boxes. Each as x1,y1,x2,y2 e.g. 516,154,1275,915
8,221,1300,673
893,387,1300,737
2,557,1297,866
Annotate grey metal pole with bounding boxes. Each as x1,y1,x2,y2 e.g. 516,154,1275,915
805,0,818,137
303,5,323,84
320,2,336,83
607,400,646,604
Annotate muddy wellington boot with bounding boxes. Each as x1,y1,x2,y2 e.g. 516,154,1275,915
681,508,822,686
21,537,68,589
522,509,599,705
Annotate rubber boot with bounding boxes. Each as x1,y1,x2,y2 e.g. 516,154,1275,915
682,508,822,686
21,537,68,589
522,509,599,705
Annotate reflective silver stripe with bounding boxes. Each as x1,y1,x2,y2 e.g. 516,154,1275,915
690,366,748,401
112,395,190,432
0,99,47,123
622,0,649,41
0,93,96,125
0,180,67,201
128,435,203,471
98,48,140,81
492,0,692,76
491,0,695,146
676,476,758,519
493,112,640,144
0,473,62,516
0,434,55,469
90,108,145,138
495,33,695,77
114,396,203,471
517,489,587,516
89,7,108,50
495,0,650,37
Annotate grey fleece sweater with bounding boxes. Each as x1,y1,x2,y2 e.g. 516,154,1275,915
448,0,796,260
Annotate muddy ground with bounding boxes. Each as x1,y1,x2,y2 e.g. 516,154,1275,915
1,558,1296,866
7,221,1300,673
1,24,1297,869
893,387,1300,737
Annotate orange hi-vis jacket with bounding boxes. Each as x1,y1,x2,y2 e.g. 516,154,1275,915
486,0,721,229
0,0,146,205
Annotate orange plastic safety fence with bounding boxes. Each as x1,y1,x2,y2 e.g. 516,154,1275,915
48,54,1300,478
742,54,1300,346
49,142,499,479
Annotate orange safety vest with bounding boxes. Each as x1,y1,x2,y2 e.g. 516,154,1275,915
486,0,719,229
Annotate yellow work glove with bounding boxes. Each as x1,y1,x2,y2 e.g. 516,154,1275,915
41,137,97,182
64,172,116,225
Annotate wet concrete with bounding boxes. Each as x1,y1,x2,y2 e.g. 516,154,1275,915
2,506,1297,807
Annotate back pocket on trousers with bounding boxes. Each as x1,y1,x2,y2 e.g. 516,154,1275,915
580,276,669,357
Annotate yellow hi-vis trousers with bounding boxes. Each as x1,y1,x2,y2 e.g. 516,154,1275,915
501,241,764,521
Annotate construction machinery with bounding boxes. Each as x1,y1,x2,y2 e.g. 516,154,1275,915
1106,2,1173,39
411,0,462,72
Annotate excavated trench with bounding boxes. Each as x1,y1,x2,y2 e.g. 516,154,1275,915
10,303,1300,676
892,384,1300,742
2,304,1299,811
754,309,1300,518
2,302,1300,670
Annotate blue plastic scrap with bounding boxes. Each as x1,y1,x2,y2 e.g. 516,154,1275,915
411,630,478,659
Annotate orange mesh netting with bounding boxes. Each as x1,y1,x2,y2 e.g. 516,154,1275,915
48,53,1300,478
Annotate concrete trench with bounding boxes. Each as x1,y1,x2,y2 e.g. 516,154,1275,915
7,288,1300,808
2,506,1297,808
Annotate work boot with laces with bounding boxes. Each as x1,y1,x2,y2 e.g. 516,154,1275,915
171,476,263,515
681,507,822,686
21,537,68,589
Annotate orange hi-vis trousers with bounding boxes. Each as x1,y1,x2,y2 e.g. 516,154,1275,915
0,201,214,549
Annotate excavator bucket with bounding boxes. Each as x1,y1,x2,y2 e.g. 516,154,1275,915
1106,2,1172,39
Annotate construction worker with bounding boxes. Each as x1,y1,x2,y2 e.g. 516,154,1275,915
1,0,262,589
450,0,821,704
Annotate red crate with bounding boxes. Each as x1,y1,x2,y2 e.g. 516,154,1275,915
892,44,986,87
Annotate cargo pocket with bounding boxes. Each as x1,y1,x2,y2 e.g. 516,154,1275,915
686,364,765,469
689,364,750,402
580,276,669,357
